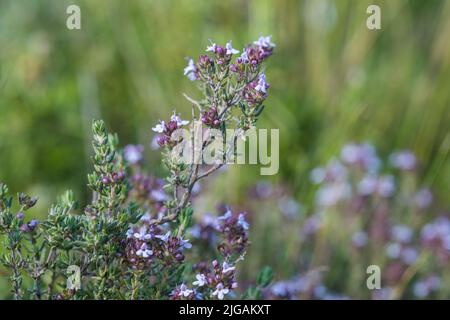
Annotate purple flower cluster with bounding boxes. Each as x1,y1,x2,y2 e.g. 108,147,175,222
240,36,276,66
125,224,191,268
267,271,348,300
190,209,249,257
201,106,221,128
216,210,249,257
170,259,239,300
152,112,189,147
243,74,270,106
310,143,421,208
421,216,450,264
170,260,240,300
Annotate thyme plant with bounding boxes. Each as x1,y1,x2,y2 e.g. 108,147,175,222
0,36,275,299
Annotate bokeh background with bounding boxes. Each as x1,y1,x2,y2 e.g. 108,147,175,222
0,0,449,299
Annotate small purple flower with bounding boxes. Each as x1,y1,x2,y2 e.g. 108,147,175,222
352,231,368,248
237,213,249,230
170,112,189,127
126,228,133,239
152,120,166,133
193,273,207,287
400,247,418,265
155,231,171,242
16,212,25,220
377,175,395,198
357,175,378,196
212,283,229,300
390,151,417,171
179,284,194,297
225,41,239,55
239,51,249,63
253,35,276,49
385,242,401,259
222,261,236,274
391,225,413,243
136,243,153,258
180,238,192,249
254,74,269,94
217,210,232,221
206,42,217,53
124,144,144,165
184,58,198,81
28,219,39,231
341,143,380,173
414,188,433,209
133,227,152,241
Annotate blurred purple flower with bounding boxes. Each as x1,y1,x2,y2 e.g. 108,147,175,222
414,188,433,209
124,144,144,165
390,150,417,171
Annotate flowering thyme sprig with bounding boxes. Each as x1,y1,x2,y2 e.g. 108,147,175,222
153,35,275,232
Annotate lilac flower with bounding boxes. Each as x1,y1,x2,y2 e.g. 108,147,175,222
340,143,380,173
390,151,417,171
180,238,192,249
184,58,198,81
239,51,249,63
310,167,326,184
178,283,194,297
413,281,429,298
16,212,25,220
237,213,249,230
217,210,232,221
377,175,395,197
124,144,144,165
278,197,302,219
225,41,239,55
421,217,450,254
28,219,39,231
212,283,229,300
126,228,133,239
391,225,413,243
193,273,207,287
414,188,433,209
170,112,189,126
201,107,221,128
357,175,378,196
254,74,269,94
302,214,322,237
155,231,171,242
133,227,152,241
150,135,160,150
400,247,418,265
253,35,276,49
312,159,348,184
222,261,236,274
206,42,217,53
352,231,368,248
136,243,153,258
414,275,442,298
386,242,401,259
150,189,169,202
316,183,351,207
152,120,166,133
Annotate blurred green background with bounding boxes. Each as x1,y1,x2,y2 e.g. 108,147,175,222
0,0,449,298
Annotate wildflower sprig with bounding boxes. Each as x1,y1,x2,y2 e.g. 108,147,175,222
152,36,275,232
